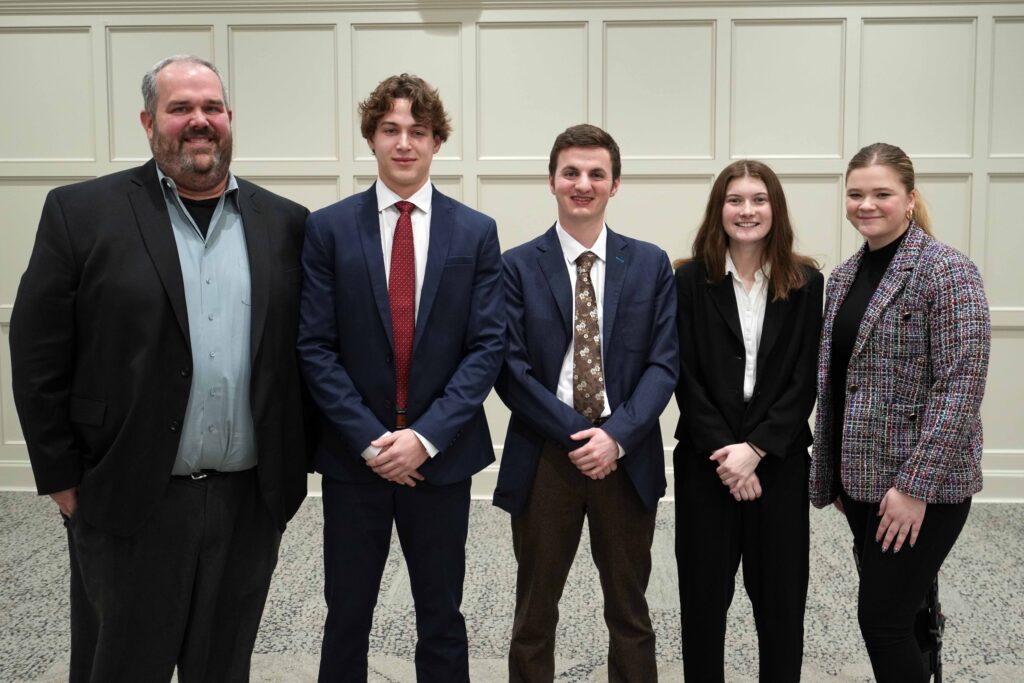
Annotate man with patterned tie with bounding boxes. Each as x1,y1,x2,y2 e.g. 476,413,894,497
298,74,505,682
494,124,678,682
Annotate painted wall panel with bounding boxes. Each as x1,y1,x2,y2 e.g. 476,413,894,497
604,21,714,159
229,25,338,160
0,28,95,161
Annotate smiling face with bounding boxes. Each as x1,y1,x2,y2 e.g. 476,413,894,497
140,61,233,199
368,97,441,199
721,175,772,253
549,146,620,231
845,164,915,250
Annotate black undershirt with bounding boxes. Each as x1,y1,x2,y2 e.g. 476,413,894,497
180,195,221,239
830,230,908,471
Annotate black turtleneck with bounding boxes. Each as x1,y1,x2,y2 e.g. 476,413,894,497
830,228,909,469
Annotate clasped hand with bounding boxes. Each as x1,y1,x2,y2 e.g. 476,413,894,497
368,430,428,486
711,442,763,501
568,428,619,480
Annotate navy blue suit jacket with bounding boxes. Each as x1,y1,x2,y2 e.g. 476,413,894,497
493,226,678,515
298,184,505,484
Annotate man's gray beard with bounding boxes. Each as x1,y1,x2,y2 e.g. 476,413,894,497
176,141,232,191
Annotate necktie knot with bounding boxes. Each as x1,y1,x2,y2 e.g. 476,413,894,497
395,200,415,216
576,251,597,274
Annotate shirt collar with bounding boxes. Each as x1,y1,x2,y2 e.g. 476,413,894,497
555,221,608,266
724,250,770,283
376,178,433,215
155,164,238,204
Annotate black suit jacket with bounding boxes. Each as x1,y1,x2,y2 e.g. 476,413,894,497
673,260,823,461
10,160,311,536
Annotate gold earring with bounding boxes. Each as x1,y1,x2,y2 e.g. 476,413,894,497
905,208,913,222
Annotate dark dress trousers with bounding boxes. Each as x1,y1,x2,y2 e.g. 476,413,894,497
673,260,822,683
10,160,310,681
494,226,678,682
298,183,505,683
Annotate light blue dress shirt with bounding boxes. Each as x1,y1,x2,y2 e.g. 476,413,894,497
156,167,256,475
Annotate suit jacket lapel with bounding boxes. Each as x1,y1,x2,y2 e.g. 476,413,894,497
757,292,783,370
537,225,573,342
709,273,743,344
414,186,453,351
237,180,270,362
129,161,190,344
602,228,627,346
357,184,394,350
852,228,921,358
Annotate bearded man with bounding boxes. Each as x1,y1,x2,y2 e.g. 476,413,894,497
10,55,310,682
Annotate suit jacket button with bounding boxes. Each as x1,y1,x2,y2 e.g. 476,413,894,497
848,384,858,394
169,420,180,432
181,367,191,378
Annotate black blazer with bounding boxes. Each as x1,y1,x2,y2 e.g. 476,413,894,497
673,260,823,461
10,160,311,536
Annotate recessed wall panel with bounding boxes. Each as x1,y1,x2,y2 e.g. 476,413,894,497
915,174,972,255
246,176,340,213
860,19,975,157
354,176,462,202
230,26,337,160
0,179,89,305
107,27,214,160
605,22,713,159
778,175,844,273
478,176,554,250
731,21,844,158
352,24,462,161
478,24,587,159
991,19,1024,157
604,176,712,262
983,329,1024,450
0,29,94,160
985,175,1024,309
2,316,26,448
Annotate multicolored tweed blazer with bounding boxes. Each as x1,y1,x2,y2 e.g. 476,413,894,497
809,224,990,508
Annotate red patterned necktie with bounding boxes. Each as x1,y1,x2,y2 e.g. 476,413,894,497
389,200,416,414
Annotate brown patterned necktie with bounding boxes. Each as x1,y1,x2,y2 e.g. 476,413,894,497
573,251,605,421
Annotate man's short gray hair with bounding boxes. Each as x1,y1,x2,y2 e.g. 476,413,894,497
141,55,227,118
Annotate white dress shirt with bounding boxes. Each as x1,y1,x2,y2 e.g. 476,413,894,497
724,251,770,402
553,223,625,457
361,178,439,460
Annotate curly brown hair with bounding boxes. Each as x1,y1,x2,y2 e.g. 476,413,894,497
358,73,452,142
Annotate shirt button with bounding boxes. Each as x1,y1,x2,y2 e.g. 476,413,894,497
205,278,212,284
209,351,216,358
208,425,216,433
208,315,214,321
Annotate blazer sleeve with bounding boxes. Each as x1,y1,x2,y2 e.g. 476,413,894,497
10,190,84,494
297,211,389,455
746,269,824,458
602,251,679,452
494,253,593,449
410,218,507,451
674,265,736,455
894,253,990,500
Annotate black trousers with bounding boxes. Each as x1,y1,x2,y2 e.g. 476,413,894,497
675,447,810,683
67,468,281,683
319,475,472,683
508,441,658,683
841,490,971,683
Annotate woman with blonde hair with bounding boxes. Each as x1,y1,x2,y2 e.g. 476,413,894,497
810,142,991,682
674,159,822,681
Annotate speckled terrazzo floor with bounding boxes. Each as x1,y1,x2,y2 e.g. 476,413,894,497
2,491,1022,682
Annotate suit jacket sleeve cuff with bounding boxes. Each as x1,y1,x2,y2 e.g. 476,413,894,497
411,430,440,458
